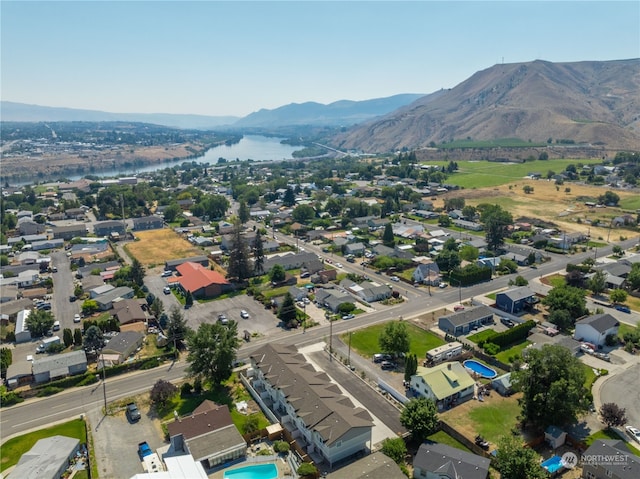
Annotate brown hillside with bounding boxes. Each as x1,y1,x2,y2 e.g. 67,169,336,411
333,59,640,153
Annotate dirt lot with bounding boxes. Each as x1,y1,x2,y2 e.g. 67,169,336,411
125,229,205,267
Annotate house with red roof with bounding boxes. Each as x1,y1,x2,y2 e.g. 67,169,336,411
175,262,230,299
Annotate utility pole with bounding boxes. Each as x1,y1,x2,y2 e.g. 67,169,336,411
99,350,107,414
328,313,333,361
348,331,352,367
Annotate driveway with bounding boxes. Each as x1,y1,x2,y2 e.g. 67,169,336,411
87,400,165,479
51,250,81,335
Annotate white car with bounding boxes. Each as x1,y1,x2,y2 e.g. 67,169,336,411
626,426,640,444
390,276,400,282
73,313,81,323
240,310,249,319
335,262,343,268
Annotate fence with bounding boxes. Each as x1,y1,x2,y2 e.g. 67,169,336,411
377,378,409,405
438,420,494,459
239,372,279,424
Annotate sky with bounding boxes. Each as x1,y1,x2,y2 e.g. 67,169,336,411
1,1,639,118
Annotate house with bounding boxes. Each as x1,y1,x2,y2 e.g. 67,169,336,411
263,252,318,272
409,362,476,410
132,215,164,231
438,305,494,336
311,269,338,284
64,207,85,220
32,350,88,384
495,286,537,314
544,425,567,449
18,251,42,265
94,220,126,237
15,309,32,343
112,299,147,325
340,279,392,303
344,242,366,256
101,331,144,364
330,451,406,479
175,261,230,298
501,252,529,266
248,343,373,468
17,218,46,235
8,234,48,246
9,435,80,479
413,443,490,479
165,256,209,271
220,232,256,250
491,372,513,396
94,286,135,310
581,439,639,479
288,286,308,301
52,224,87,240
0,269,40,288
166,400,246,469
315,288,355,312
412,262,441,285
31,238,64,251
574,314,619,347
453,219,483,231
129,454,208,479
425,342,463,365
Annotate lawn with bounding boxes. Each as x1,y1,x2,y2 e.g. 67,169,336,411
426,430,471,452
467,330,497,344
466,400,522,444
124,229,204,267
0,418,87,472
494,341,531,364
343,322,446,358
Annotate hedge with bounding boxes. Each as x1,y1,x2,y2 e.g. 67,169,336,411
478,320,536,349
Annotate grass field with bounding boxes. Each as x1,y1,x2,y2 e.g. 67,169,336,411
495,341,531,364
0,418,87,472
426,430,472,452
125,229,204,267
467,330,497,344
343,322,446,358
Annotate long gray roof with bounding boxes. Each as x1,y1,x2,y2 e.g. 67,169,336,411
328,451,405,479
497,286,535,302
251,343,372,446
413,443,490,479
582,440,639,479
440,305,493,327
576,313,619,333
32,350,87,375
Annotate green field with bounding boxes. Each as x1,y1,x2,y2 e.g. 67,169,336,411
467,330,497,344
421,158,602,188
467,400,522,444
426,430,472,452
619,195,640,210
342,322,446,358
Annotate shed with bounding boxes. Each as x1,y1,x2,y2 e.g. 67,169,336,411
491,372,513,396
545,425,567,449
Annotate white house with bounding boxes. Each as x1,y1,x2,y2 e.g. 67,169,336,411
410,362,475,410
15,309,32,343
412,262,440,285
574,313,619,347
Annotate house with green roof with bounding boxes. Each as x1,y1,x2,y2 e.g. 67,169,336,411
409,362,475,410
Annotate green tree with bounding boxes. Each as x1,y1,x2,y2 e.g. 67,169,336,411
150,379,178,407
163,203,182,223
459,245,479,262
242,414,261,435
588,270,607,295
130,258,145,287
184,290,194,308
26,309,55,337
400,397,438,442
167,306,190,350
382,223,395,247
548,309,573,332
73,328,83,346
495,434,547,479
404,353,418,382
83,325,104,352
513,275,528,286
511,344,589,428
435,248,460,274
325,197,342,217
150,297,164,319
186,321,239,384
292,204,315,223
0,347,13,373
269,264,286,283
297,462,318,478
480,204,513,252
227,221,252,282
381,437,407,465
443,197,465,211
252,233,265,275
282,187,296,207
278,293,298,327
609,289,627,304
238,200,250,224
81,299,99,315
379,321,410,357
437,214,452,227
461,205,477,220
598,190,620,206
63,328,74,348
542,284,588,320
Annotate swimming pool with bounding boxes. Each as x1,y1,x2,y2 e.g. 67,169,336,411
463,360,498,379
541,455,563,473
223,463,278,479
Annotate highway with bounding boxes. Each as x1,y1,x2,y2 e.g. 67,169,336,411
2,229,638,441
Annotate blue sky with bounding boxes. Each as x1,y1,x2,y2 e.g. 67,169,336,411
2,1,639,117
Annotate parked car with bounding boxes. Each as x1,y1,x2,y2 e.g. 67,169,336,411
614,304,631,313
626,426,640,444
380,361,395,370
126,402,141,422
137,441,152,459
217,313,228,325
438,282,447,288
373,353,393,363
163,286,171,295
69,295,77,302
500,317,514,328
335,262,343,268
161,270,172,277
74,313,81,323
240,310,249,319
342,314,355,320
390,276,400,282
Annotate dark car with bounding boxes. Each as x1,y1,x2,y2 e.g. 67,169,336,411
380,361,395,370
126,402,141,422
69,295,77,302
614,305,631,313
500,317,514,328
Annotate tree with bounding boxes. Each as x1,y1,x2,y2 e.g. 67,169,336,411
25,309,55,337
459,245,479,262
297,463,318,478
609,289,627,304
242,414,261,435
443,197,465,211
282,187,296,207
81,299,99,315
399,397,438,441
599,402,627,429
252,233,265,275
523,185,534,194
435,248,460,274
150,379,178,407
511,344,589,428
461,205,477,220
0,347,12,373
184,290,194,308
514,275,528,286
480,204,513,252
588,270,607,295
404,353,418,382
612,245,623,257
186,321,239,385
325,197,342,217
548,309,573,332
63,328,73,348
163,203,182,223
437,214,452,227
227,221,252,282
542,284,588,320
267,264,285,285
150,297,164,319
278,293,298,327
598,190,620,206
83,325,104,352
238,200,250,224
379,321,410,358
73,328,83,346
292,204,315,223
495,434,547,479
381,437,407,464
167,306,190,350
382,223,395,247
130,258,145,287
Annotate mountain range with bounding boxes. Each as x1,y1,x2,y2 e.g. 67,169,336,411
2,59,639,152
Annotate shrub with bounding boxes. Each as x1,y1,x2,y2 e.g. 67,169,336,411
297,462,318,478
37,386,64,397
273,440,290,454
180,382,193,397
193,377,203,394
76,373,99,387
0,388,23,407
484,342,500,355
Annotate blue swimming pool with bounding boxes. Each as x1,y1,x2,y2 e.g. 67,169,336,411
542,455,563,473
223,463,278,479
463,360,498,379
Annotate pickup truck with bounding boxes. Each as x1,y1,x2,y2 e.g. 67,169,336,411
138,441,152,460
127,402,141,422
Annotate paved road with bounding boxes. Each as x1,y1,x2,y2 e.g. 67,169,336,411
51,250,81,334
599,362,640,430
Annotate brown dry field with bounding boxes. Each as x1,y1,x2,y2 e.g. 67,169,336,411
125,229,204,267
435,179,639,240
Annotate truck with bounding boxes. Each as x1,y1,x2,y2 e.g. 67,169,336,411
36,335,61,353
138,442,152,460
